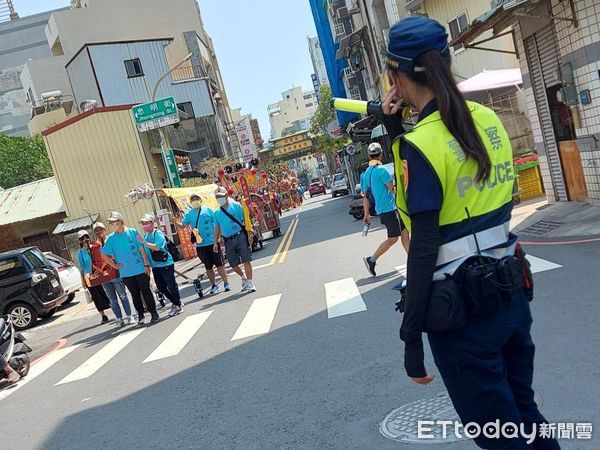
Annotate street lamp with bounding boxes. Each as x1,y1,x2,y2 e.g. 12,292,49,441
151,52,193,101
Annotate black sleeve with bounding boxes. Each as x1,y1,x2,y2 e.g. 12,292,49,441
381,111,406,142
400,209,441,377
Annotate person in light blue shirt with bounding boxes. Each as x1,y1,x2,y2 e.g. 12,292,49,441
102,211,159,325
138,214,182,317
361,143,410,277
181,193,230,295
213,187,255,293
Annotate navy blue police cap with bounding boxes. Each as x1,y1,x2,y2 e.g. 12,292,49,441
386,16,450,72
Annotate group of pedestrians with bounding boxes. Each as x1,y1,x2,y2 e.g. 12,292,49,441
75,187,257,327
77,212,182,327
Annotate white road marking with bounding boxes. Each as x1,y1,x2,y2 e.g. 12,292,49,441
527,255,562,274
324,278,367,319
395,265,407,275
55,329,144,385
231,295,281,341
143,312,213,363
0,345,79,401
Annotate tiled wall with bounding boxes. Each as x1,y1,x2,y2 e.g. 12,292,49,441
552,0,600,205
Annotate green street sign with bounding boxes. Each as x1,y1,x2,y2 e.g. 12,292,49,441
161,148,182,188
131,97,179,132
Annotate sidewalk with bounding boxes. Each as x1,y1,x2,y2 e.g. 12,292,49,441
512,199,600,239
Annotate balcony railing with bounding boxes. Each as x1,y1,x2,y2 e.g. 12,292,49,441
170,65,208,82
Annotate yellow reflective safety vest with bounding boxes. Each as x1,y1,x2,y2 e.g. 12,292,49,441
392,101,515,271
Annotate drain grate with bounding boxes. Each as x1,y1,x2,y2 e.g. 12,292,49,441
380,392,465,444
520,220,563,237
380,391,544,444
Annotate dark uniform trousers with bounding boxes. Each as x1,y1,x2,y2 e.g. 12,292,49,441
428,290,560,449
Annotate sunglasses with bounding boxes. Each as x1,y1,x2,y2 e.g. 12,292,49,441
79,235,90,241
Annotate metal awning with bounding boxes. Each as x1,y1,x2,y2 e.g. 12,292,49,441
53,215,99,235
336,27,365,60
451,0,577,50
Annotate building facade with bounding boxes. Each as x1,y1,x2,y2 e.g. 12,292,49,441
308,36,329,87
268,87,318,139
454,0,600,205
0,8,67,136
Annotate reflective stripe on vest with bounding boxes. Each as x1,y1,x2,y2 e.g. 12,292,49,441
391,101,514,270
433,242,516,281
436,221,510,266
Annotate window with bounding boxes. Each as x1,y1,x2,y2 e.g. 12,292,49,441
177,102,195,118
0,257,25,280
23,249,49,270
448,12,469,52
305,102,314,108
303,93,312,100
147,129,162,149
124,58,144,78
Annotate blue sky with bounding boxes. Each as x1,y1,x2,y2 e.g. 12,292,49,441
12,0,318,139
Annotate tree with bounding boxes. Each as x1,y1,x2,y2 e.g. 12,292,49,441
310,84,351,155
0,134,53,189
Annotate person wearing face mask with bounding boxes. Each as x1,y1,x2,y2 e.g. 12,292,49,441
93,222,133,327
76,229,111,324
102,211,159,325
213,187,256,293
383,17,558,449
138,214,183,317
181,193,230,295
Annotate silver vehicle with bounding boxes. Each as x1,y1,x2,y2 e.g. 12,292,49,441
331,173,349,198
43,252,82,305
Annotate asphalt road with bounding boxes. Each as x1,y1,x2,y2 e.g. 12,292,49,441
1,194,598,449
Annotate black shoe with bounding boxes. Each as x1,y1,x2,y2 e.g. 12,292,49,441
363,257,376,276
138,315,145,325
101,315,109,324
150,314,160,324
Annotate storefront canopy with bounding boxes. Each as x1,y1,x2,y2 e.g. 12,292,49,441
458,68,523,93
53,214,99,235
451,0,577,49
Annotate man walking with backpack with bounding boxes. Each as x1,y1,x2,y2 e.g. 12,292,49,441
213,187,256,293
362,143,410,276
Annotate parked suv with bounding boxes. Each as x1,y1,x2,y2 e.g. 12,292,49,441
331,173,349,198
0,247,67,330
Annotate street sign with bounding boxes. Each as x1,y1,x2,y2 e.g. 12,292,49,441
345,144,357,156
131,97,179,132
235,119,256,163
161,147,182,188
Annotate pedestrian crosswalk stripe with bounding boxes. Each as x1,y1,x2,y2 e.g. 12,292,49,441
231,295,281,341
324,278,367,319
0,345,79,401
526,255,562,274
55,328,145,385
143,312,213,363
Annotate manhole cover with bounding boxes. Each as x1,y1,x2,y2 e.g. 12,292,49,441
520,220,563,237
380,391,544,445
380,392,465,444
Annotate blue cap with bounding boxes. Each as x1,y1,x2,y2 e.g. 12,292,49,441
386,17,450,72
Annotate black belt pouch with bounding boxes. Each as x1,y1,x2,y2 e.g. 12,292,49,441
425,279,467,333
456,256,502,317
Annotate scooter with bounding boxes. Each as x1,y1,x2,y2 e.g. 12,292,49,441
0,315,32,385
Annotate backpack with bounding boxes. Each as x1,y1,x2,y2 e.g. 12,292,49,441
364,167,377,216
166,239,180,262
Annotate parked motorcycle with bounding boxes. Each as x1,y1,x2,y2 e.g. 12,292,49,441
0,315,32,385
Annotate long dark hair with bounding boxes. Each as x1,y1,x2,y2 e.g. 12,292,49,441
408,51,491,182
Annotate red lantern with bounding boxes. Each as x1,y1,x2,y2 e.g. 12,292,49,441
251,168,258,176
261,172,268,179
217,168,225,176
227,188,234,196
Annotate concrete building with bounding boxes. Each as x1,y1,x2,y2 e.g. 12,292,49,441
19,0,236,158
454,0,600,205
0,8,67,136
308,36,329,87
268,87,318,139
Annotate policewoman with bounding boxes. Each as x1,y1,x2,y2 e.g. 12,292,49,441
384,17,559,449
